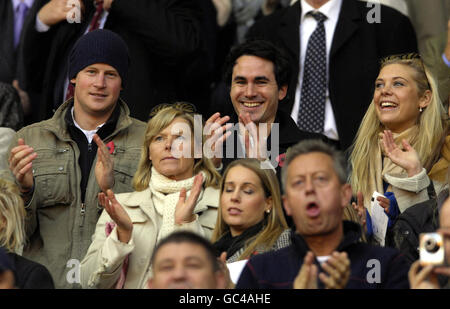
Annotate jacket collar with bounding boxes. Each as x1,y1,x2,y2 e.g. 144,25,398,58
291,220,362,255
43,97,133,142
330,0,361,58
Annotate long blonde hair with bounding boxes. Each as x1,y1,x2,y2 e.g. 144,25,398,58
0,179,26,252
132,105,221,191
211,159,288,260
350,55,447,197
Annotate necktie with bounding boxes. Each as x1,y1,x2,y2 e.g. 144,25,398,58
297,11,327,133
14,2,29,49
88,0,104,31
65,1,104,101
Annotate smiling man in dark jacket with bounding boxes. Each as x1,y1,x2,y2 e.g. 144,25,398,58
236,139,410,289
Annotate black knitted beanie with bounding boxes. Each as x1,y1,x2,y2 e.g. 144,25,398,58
68,29,129,86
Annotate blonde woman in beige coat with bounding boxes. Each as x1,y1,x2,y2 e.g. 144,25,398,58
80,105,221,289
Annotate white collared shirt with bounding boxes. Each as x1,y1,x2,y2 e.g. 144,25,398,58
71,107,105,143
290,0,342,141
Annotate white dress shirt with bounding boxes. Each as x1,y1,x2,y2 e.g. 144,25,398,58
290,0,342,141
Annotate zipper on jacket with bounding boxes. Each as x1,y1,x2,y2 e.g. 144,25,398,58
80,203,86,227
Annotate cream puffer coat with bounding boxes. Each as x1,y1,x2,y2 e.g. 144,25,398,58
80,185,219,289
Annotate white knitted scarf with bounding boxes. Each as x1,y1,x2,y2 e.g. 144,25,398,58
149,167,204,243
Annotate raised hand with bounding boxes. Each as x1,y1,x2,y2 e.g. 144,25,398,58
9,138,36,193
38,0,84,27
103,0,114,11
174,173,203,225
293,251,318,289
98,189,132,243
408,260,440,289
351,191,367,231
319,252,350,289
204,113,232,168
239,112,268,162
211,0,232,26
94,134,115,193
218,252,234,289
381,130,422,177
377,195,390,214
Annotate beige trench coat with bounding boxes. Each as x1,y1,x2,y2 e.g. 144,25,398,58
80,185,219,289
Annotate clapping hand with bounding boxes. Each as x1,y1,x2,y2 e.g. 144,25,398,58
239,112,268,162
9,138,36,194
381,130,422,177
174,173,203,225
94,134,115,193
293,251,318,289
98,189,133,243
294,251,350,289
352,191,367,231
204,113,232,168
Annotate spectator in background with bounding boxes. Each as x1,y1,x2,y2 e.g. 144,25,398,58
0,179,54,289
236,139,410,289
207,39,326,175
148,231,228,289
350,54,448,250
212,159,290,263
6,30,146,288
422,20,450,106
0,0,36,124
19,0,212,121
246,0,418,151
0,82,23,173
81,104,221,289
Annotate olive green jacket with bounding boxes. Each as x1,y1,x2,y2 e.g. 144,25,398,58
5,99,146,288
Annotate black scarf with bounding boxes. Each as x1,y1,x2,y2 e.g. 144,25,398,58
213,219,265,259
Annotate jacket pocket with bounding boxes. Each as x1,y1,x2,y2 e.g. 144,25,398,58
113,147,141,186
33,160,72,207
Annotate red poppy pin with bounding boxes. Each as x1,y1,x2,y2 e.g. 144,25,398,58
276,153,286,167
106,141,115,155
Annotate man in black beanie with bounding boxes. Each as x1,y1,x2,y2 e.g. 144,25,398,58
5,29,146,288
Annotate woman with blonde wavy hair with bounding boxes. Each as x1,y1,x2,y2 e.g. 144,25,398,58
212,159,290,263
350,53,449,239
0,179,54,288
81,104,222,289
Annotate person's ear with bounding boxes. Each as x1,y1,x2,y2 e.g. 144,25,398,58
419,89,432,109
278,85,288,101
70,78,76,85
341,183,353,208
265,196,273,213
282,194,292,216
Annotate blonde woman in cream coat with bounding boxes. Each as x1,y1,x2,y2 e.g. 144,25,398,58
80,105,221,289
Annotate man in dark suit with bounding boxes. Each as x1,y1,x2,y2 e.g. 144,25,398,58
0,0,37,125
19,0,212,122
207,39,327,174
246,0,418,151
